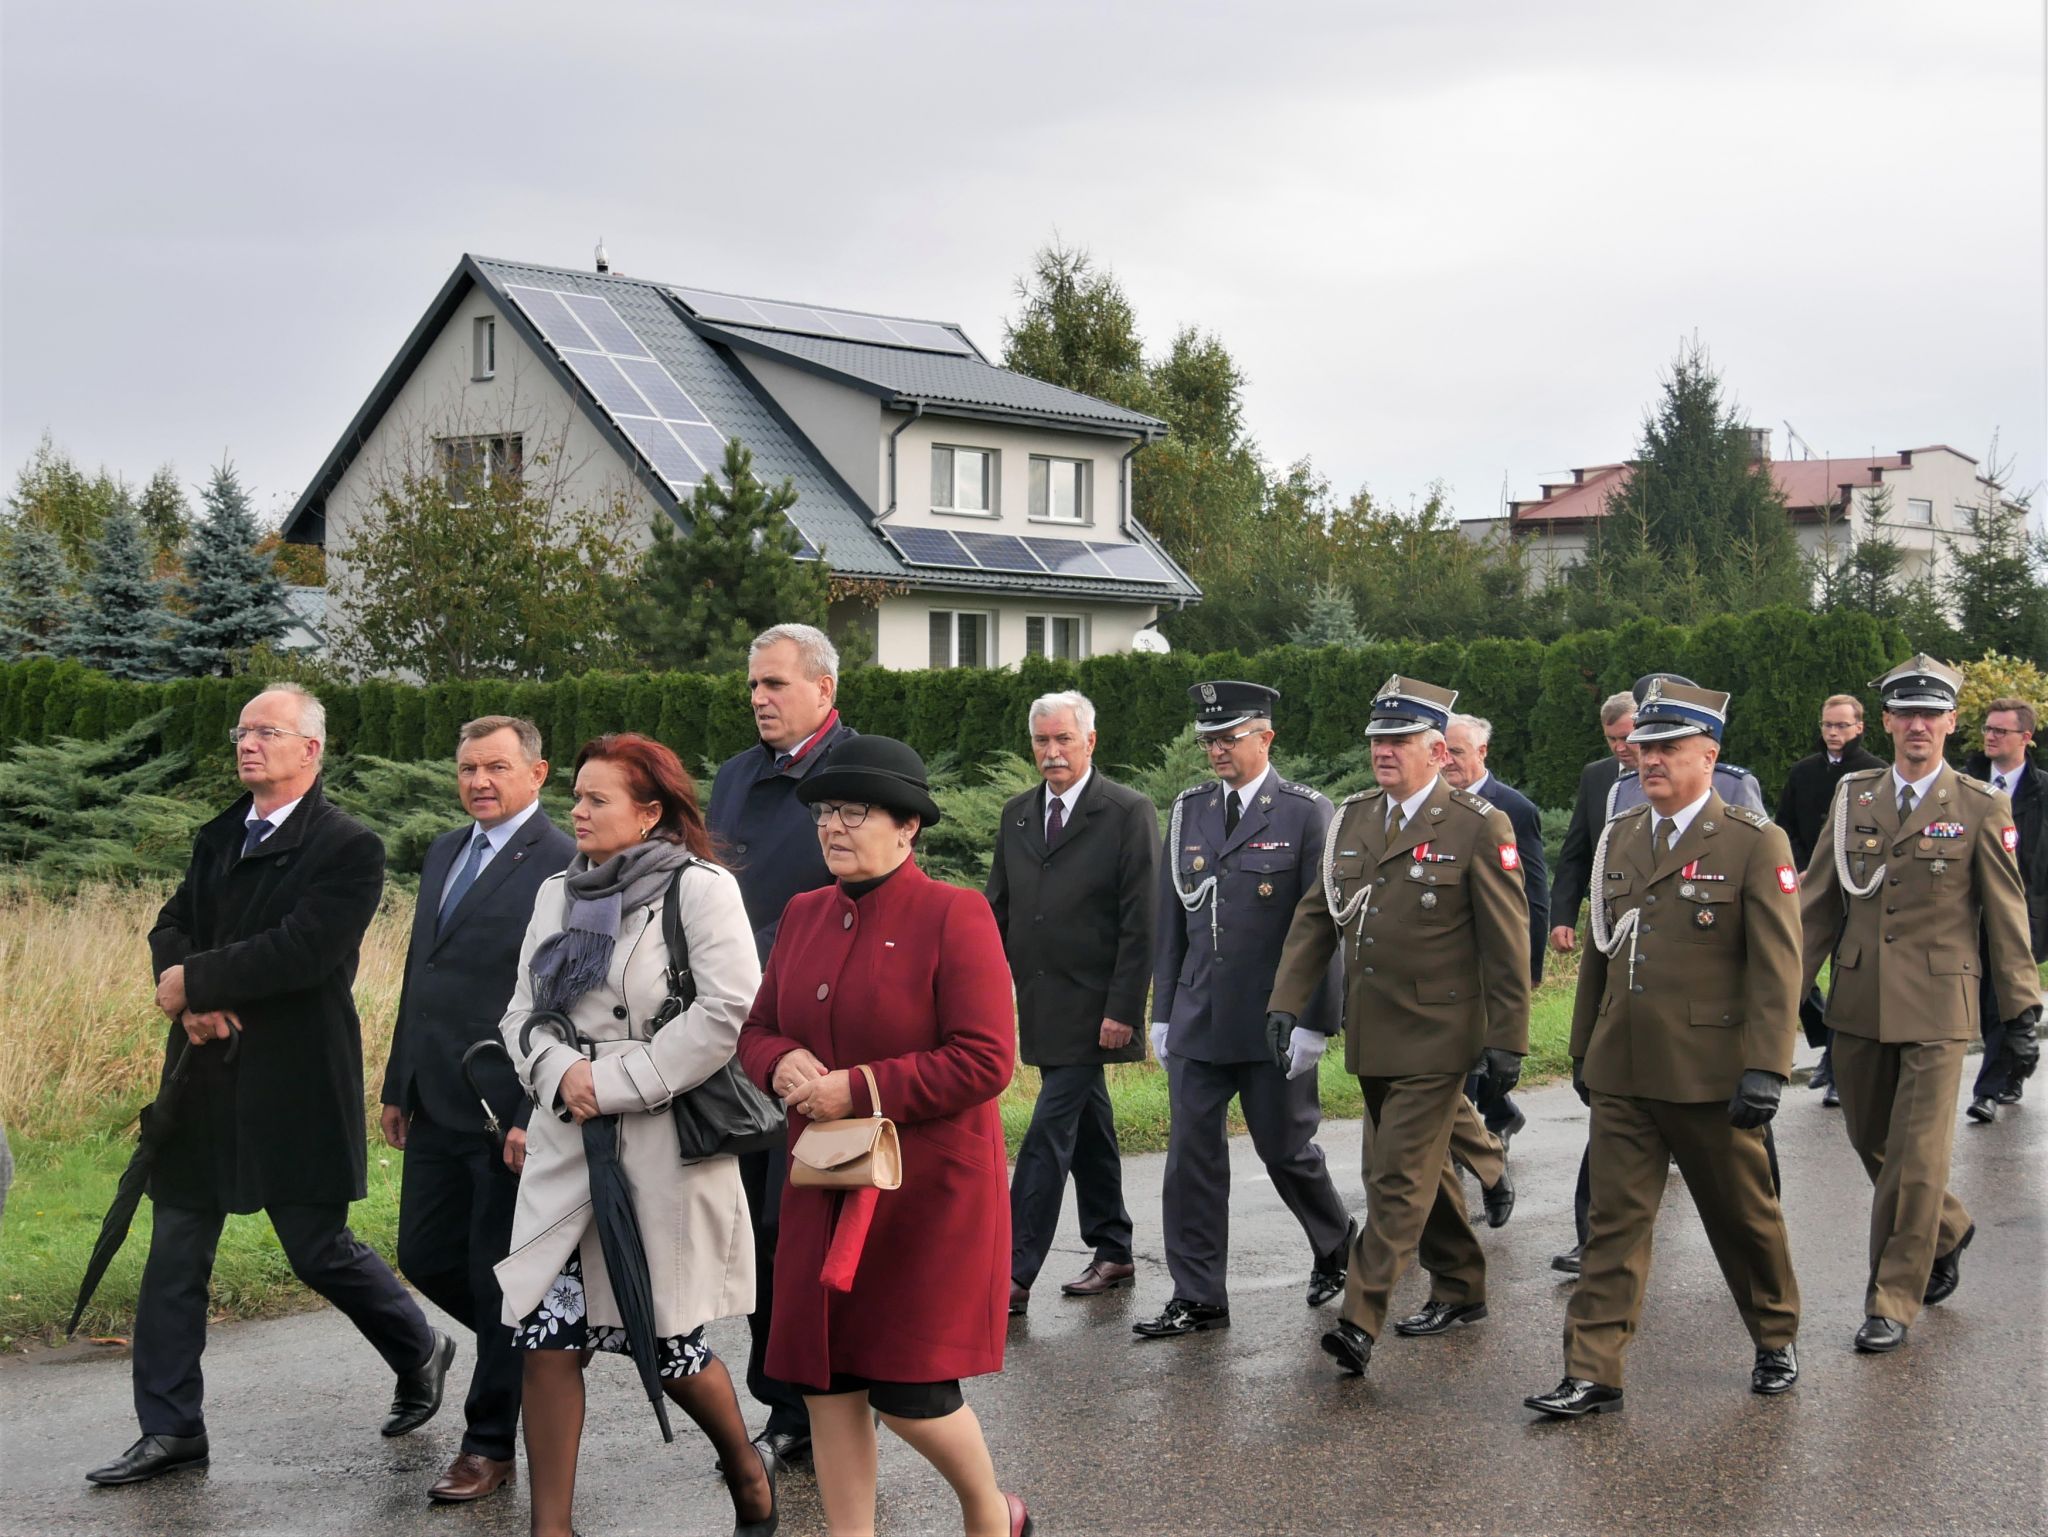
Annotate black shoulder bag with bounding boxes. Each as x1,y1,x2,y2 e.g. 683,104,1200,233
655,863,787,1162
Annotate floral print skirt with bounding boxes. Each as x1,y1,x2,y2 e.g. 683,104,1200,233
511,1251,713,1379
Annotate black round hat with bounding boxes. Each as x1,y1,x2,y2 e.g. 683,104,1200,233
795,735,943,825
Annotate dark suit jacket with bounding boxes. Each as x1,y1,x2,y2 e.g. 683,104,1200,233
707,717,857,963
1550,755,1626,934
147,780,385,1212
1476,772,1550,984
382,808,575,1133
1775,745,1886,870
987,770,1158,1067
1966,750,2048,961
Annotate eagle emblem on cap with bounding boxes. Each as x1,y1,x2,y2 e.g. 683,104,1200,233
1199,683,1217,704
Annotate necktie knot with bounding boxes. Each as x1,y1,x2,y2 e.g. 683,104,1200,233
1898,784,1917,820
1224,790,1241,836
1654,818,1674,860
439,830,491,930
1387,804,1406,838
1995,773,2009,794
241,818,273,857
1046,796,1065,845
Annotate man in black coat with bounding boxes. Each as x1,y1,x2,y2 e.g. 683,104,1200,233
1775,695,1886,870
91,685,450,1488
379,715,574,1503
989,690,1158,1314
704,622,855,1472
1547,691,1641,958
1965,698,2048,1121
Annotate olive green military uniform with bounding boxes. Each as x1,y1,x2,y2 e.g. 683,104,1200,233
1270,775,1530,1339
1801,762,2042,1323
1565,794,1802,1386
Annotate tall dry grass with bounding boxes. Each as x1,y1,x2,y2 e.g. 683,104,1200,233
0,880,417,1144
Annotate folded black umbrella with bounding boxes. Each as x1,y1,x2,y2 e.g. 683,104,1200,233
521,1009,673,1443
1799,987,1829,1051
68,1022,241,1337
461,1038,515,1158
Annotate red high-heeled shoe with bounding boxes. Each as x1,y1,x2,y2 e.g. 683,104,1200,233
1004,1491,1034,1536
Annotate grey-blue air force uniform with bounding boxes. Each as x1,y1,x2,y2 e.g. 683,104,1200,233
1153,693,1351,1309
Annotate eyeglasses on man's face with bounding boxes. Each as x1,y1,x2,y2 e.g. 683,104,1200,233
810,801,874,828
1983,725,2031,739
1200,728,1264,753
228,726,311,745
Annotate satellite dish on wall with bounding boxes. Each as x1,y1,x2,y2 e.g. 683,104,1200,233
1132,629,1171,655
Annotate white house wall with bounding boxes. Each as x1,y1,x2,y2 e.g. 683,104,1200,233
725,351,884,509
882,409,1138,540
875,595,1159,671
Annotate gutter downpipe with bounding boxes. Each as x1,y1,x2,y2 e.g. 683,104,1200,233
880,400,925,524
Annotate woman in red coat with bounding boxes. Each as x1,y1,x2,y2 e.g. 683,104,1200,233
737,736,1031,1537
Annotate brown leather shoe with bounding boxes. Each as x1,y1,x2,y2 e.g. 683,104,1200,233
1060,1259,1135,1296
428,1452,515,1503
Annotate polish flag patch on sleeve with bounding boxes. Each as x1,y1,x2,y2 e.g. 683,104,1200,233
2004,826,2021,854
1776,866,1798,894
1498,844,1520,871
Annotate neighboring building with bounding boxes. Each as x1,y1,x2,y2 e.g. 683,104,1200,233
278,585,327,654
280,254,1198,670
1469,435,2005,599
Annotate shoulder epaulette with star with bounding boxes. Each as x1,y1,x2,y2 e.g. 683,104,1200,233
1175,782,1209,802
1720,763,1757,781
1449,787,1497,817
1957,774,1997,798
1280,780,1324,802
1339,785,1385,809
1722,804,1769,828
1611,801,1651,822
1841,767,1887,782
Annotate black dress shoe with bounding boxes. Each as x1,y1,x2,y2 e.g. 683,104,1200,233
1490,1108,1528,1151
733,1443,780,1537
1132,1298,1231,1339
1966,1096,1997,1124
1996,1084,2022,1106
1551,1243,1583,1276
754,1429,812,1475
1853,1316,1907,1353
1319,1319,1374,1375
1482,1167,1515,1229
1524,1378,1623,1418
1751,1343,1799,1395
1393,1298,1489,1337
1307,1218,1358,1307
1822,1083,1840,1108
383,1329,455,1437
1924,1223,1975,1305
86,1433,210,1486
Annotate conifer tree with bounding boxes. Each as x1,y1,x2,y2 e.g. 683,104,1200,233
174,460,291,676
619,437,833,673
1285,578,1374,649
0,522,76,659
135,465,193,559
59,506,175,680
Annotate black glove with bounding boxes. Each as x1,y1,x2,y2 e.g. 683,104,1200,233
1728,1069,1785,1129
2001,1004,2042,1082
1797,988,1828,1050
1571,1058,1589,1106
1264,1011,1298,1073
1478,1047,1523,1104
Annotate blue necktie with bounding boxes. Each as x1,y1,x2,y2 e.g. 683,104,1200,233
438,832,489,930
241,818,273,857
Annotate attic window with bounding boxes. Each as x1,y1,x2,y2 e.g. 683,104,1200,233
931,445,994,515
440,434,523,504
472,316,497,380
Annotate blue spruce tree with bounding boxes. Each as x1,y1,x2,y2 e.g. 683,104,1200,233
0,521,77,659
174,460,290,676
60,505,176,680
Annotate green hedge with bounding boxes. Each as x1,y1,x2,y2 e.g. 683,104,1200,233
0,607,1912,808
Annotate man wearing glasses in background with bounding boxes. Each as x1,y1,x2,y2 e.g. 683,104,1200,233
1963,698,2047,1123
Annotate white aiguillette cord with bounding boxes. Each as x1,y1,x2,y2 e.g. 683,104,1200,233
1321,796,1375,943
1588,819,1643,991
1833,783,1887,899
1168,791,1221,951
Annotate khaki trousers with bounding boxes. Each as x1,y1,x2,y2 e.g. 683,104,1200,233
1345,1074,1486,1339
1564,1093,1799,1387
1830,1034,1973,1323
1359,1092,1504,1191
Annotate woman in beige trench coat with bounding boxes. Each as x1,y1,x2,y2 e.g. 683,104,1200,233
496,733,775,1537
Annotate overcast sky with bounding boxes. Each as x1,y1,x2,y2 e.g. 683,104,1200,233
3,0,2042,530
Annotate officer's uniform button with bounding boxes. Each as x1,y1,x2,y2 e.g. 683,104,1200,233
1362,966,1375,975
842,912,853,929
1363,936,1373,945
816,983,830,999
1645,895,1657,905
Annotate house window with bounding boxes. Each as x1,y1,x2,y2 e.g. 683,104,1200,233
1906,498,1934,525
931,446,994,514
472,316,496,380
1029,456,1088,523
439,434,523,503
928,608,994,668
1025,614,1089,660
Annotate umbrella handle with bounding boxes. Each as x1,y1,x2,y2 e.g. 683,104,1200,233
167,1017,243,1084
462,1039,513,1144
519,1008,588,1059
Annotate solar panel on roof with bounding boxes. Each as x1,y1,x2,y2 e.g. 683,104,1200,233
562,352,653,419
1086,541,1174,583
614,356,706,423
667,422,728,480
669,287,769,325
666,285,975,356
505,286,599,350
1027,538,1109,578
560,293,649,357
816,311,899,344
617,416,703,486
887,526,971,566
885,320,965,352
956,531,1047,573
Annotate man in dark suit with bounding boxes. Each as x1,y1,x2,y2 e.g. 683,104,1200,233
1136,681,1353,1339
1965,697,2047,1121
705,622,854,1472
379,715,573,1503
91,684,451,1487
1445,712,1548,1143
989,689,1158,1315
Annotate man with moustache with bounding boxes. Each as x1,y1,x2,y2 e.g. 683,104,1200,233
706,622,855,1473
380,715,574,1503
1800,656,2041,1353
990,691,1158,1316
1267,676,1530,1379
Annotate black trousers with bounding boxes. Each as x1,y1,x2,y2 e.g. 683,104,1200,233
395,1111,521,1461
739,1147,808,1438
1974,970,2013,1100
1463,1072,1523,1136
1574,1122,1783,1246
1010,1062,1133,1287
134,1200,433,1438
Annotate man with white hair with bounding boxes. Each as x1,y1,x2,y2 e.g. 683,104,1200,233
92,684,450,1486
988,690,1158,1316
706,621,856,1474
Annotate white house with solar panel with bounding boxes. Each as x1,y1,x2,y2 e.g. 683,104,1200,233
281,253,1199,670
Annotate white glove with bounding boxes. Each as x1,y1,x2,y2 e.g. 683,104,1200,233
1150,1020,1171,1063
1286,1026,1327,1081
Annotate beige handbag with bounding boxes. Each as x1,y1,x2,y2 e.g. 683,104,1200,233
789,1063,902,1190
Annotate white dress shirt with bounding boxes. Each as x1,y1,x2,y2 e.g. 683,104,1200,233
439,798,541,908
244,794,305,844
1045,768,1093,839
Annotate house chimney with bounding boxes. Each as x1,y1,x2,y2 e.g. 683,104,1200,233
1738,425,1771,462
595,238,610,275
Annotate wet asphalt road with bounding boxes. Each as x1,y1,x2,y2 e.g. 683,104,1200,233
4,1060,2044,1537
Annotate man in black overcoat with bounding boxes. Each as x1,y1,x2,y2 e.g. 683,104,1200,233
989,690,1158,1314
379,715,574,1502
88,684,450,1487
1965,698,2048,1121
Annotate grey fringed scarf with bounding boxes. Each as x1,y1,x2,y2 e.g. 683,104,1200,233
529,840,695,1013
